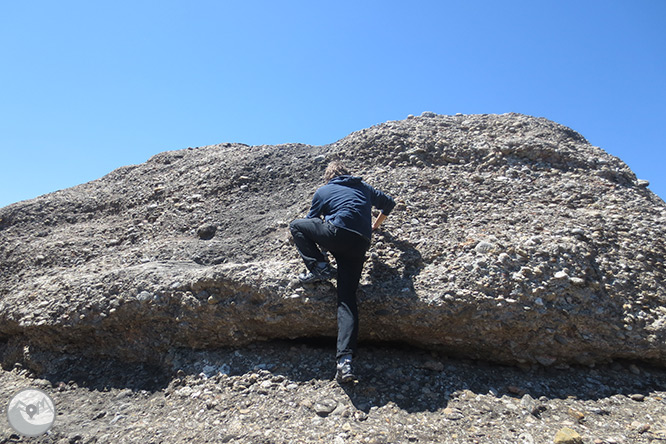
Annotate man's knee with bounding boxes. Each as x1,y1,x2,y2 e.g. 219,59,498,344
289,219,304,235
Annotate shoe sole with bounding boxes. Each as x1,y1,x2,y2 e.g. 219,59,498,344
298,276,325,284
336,373,356,384
298,274,335,284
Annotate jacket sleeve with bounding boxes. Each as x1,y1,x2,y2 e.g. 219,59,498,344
306,189,324,219
369,184,396,216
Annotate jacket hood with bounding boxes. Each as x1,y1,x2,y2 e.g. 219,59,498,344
328,175,363,186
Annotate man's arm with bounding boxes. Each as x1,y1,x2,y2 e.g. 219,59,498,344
369,184,396,220
306,189,324,219
368,184,395,231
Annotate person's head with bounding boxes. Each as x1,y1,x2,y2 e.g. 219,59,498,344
323,161,350,183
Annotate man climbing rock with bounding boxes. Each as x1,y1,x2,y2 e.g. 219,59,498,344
289,161,396,383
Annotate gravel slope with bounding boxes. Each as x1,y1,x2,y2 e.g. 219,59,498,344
2,341,666,444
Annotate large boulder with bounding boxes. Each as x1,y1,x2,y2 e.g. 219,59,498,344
1,113,665,369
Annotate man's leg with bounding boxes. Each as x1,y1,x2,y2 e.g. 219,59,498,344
335,255,364,359
289,218,335,271
333,228,368,359
333,251,366,383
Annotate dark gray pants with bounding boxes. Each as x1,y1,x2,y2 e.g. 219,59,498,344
289,218,370,358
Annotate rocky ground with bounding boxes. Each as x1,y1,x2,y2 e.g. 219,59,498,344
2,113,666,443
2,340,666,444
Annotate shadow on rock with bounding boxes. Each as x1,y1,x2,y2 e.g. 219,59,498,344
366,230,424,285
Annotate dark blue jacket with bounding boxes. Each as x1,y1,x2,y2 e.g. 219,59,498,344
307,175,396,240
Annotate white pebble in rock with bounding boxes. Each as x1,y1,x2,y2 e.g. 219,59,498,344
498,252,512,265
629,393,646,402
475,241,495,254
137,291,152,302
554,271,570,280
442,407,464,420
314,399,338,416
570,277,585,285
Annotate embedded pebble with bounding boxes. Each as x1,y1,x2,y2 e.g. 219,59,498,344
314,398,338,416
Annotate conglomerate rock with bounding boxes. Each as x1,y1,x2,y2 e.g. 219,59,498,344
1,112,665,369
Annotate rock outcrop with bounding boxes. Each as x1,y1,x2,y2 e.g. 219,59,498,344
1,113,665,369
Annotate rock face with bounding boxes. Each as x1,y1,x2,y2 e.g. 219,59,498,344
1,112,665,369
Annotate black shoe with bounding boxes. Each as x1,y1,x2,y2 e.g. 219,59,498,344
336,359,355,383
298,264,337,283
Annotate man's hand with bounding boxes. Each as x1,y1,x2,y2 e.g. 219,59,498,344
372,213,388,231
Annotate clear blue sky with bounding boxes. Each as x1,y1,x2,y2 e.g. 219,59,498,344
1,1,664,208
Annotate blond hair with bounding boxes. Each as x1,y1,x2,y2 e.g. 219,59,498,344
323,161,350,183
